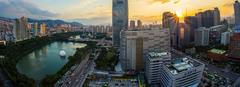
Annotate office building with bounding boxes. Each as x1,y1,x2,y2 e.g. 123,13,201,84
145,52,171,84
161,57,205,87
234,0,240,26
120,28,170,71
112,0,128,47
194,27,209,46
137,20,142,29
130,20,136,29
221,32,230,45
162,12,180,48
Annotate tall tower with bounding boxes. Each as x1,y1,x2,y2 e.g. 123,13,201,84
213,7,220,26
112,0,128,47
234,0,240,26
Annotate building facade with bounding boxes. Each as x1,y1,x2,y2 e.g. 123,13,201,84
40,23,46,36
234,0,240,26
229,33,240,62
162,12,180,48
221,32,230,45
13,17,29,41
145,52,171,84
120,28,170,71
112,0,128,47
194,27,209,46
161,57,205,87
184,16,198,43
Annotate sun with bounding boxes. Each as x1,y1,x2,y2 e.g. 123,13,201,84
176,11,183,18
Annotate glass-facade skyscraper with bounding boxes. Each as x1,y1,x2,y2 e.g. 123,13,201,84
112,0,128,47
234,0,240,26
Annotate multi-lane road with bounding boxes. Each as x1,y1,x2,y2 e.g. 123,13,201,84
55,49,100,87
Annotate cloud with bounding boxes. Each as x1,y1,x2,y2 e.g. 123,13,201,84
0,0,57,19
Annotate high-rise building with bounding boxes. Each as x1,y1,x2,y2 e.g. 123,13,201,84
161,56,205,87
162,12,180,48
137,20,142,29
196,8,220,28
40,23,46,36
130,20,135,29
213,7,221,26
112,0,128,47
34,23,38,36
221,32,230,45
234,0,240,26
13,17,28,41
184,16,198,43
145,52,171,84
120,28,170,71
194,27,209,46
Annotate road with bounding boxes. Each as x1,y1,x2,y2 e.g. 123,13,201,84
70,50,99,87
171,49,240,83
55,49,100,87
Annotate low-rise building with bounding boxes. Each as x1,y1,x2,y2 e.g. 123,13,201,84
161,57,205,87
207,49,227,62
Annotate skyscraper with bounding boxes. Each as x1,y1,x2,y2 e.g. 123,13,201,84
112,0,128,47
184,16,198,43
234,0,240,26
162,12,180,48
213,7,221,26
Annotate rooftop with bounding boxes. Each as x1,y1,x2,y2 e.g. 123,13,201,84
166,56,202,75
209,49,226,54
148,52,170,59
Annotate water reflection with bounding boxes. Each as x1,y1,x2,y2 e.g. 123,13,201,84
16,42,86,80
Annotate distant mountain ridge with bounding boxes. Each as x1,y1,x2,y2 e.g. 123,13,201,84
0,17,83,27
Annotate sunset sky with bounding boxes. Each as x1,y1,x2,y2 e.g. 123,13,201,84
0,0,236,25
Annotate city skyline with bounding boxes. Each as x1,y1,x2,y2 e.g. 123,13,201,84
0,0,235,25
